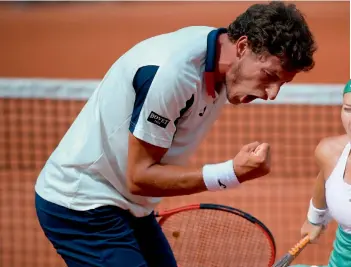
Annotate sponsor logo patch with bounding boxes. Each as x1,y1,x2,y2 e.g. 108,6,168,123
147,111,170,128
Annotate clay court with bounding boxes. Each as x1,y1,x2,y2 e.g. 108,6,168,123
0,1,350,266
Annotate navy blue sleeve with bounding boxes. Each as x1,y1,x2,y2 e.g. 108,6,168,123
129,64,196,148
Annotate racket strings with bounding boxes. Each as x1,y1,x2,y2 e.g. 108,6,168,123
159,209,273,267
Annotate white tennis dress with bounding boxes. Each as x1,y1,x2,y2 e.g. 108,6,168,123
291,141,351,267
325,142,351,233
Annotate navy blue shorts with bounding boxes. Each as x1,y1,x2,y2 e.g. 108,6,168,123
35,193,177,267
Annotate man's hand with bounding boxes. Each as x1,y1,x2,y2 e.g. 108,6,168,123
233,141,271,183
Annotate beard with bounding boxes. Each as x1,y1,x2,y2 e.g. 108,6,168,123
225,63,243,105
225,62,259,105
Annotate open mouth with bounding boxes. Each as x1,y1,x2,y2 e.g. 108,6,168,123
241,95,258,103
241,95,268,103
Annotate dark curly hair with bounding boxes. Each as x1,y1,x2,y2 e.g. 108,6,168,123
228,1,317,72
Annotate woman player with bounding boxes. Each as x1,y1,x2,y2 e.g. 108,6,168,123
291,80,351,267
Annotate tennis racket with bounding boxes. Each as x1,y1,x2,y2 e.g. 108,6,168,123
272,235,310,267
155,203,276,267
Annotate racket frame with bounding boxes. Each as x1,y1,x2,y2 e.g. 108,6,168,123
155,203,277,266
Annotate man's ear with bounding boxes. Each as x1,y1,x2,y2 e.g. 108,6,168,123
235,36,249,59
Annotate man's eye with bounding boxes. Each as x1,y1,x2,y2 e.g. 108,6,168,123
261,70,273,81
263,70,279,82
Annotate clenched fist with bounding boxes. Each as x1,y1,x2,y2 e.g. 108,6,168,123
233,141,271,183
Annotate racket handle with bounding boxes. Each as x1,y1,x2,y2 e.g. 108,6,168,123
272,235,311,267
289,235,310,256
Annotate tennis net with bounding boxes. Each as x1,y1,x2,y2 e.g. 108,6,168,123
0,78,345,267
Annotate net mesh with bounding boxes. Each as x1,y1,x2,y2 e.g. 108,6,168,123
0,79,344,267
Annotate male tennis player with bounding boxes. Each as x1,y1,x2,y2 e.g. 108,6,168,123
34,2,316,266
290,81,351,267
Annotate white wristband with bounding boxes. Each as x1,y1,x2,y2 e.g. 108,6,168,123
202,160,240,191
307,199,329,225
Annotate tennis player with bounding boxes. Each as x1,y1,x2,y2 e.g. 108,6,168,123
291,81,351,267
34,2,316,267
